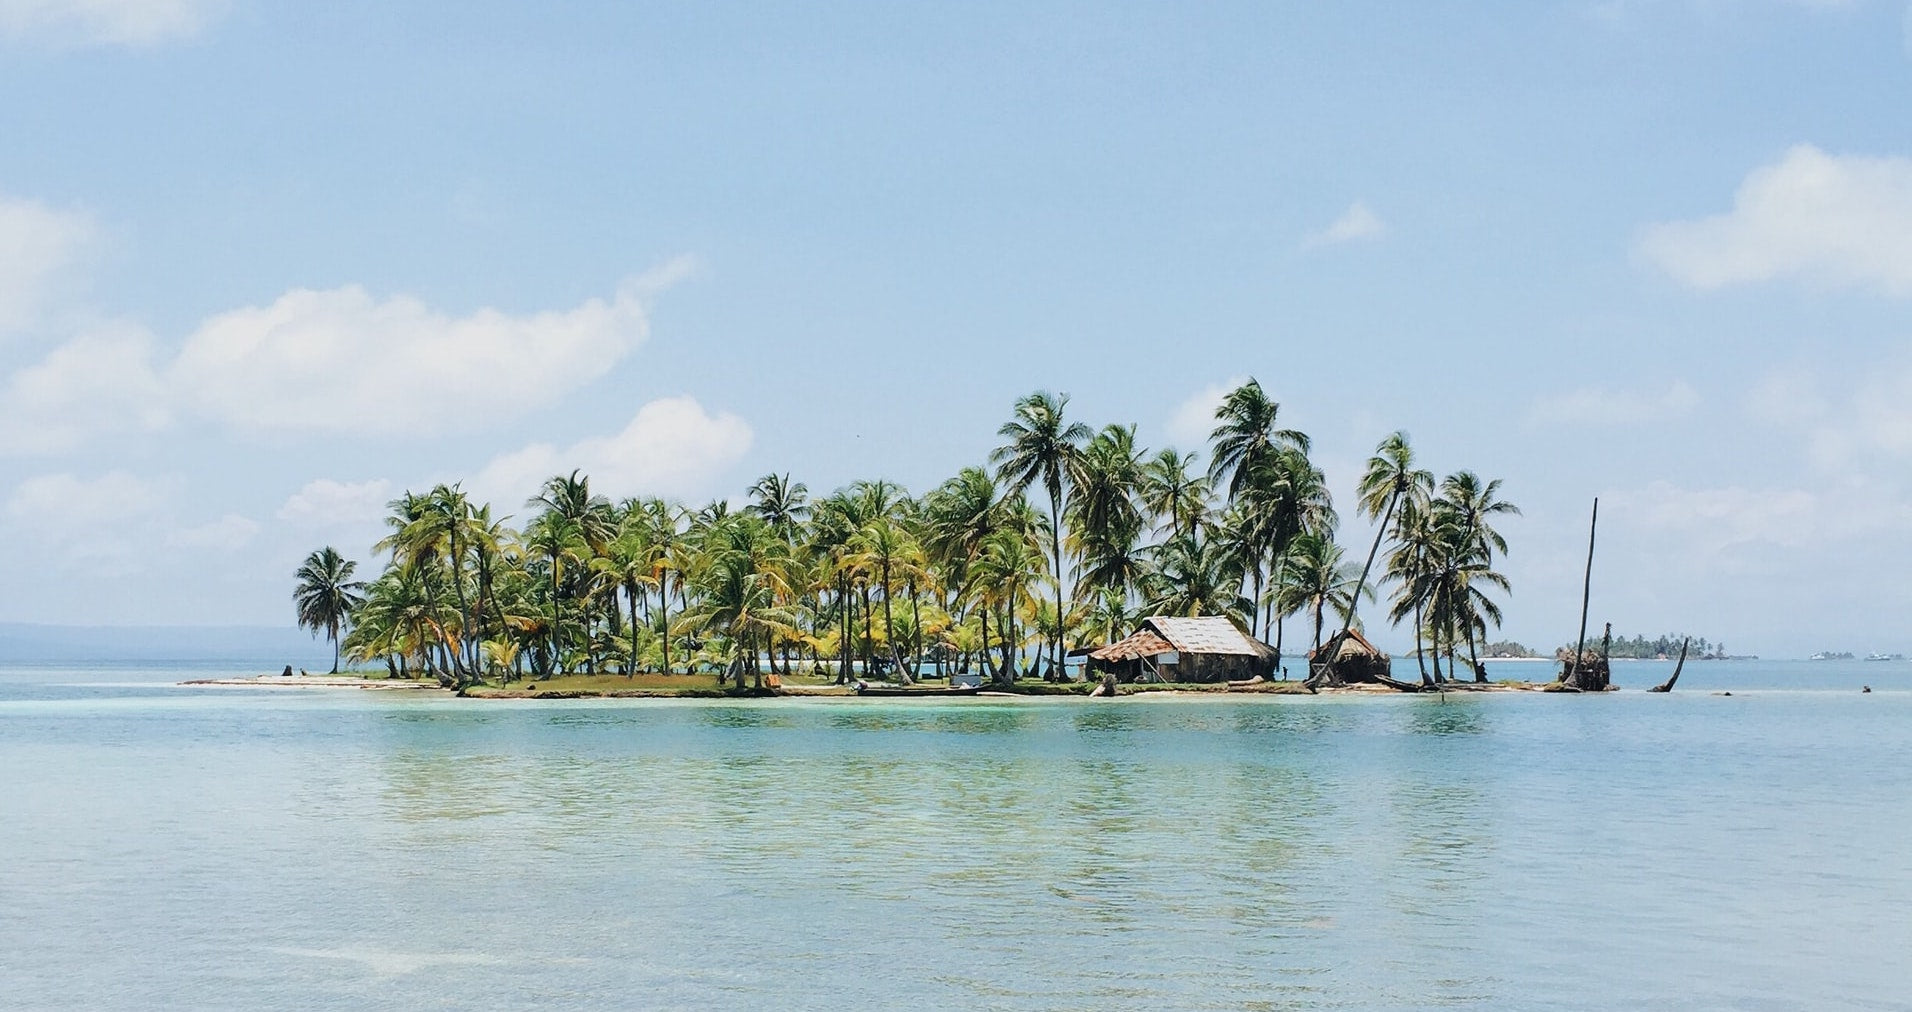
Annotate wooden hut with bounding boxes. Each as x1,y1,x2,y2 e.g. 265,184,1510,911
1088,616,1276,683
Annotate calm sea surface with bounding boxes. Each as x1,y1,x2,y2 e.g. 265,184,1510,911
2,660,1908,1009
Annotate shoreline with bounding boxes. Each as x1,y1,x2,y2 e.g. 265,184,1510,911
176,672,1552,699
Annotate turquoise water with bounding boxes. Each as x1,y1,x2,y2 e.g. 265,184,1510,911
2,661,1907,1009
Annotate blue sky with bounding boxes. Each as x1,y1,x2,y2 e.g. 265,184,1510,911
1,0,1908,657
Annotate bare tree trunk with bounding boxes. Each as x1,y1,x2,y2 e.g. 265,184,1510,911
1565,498,1598,685
1650,637,1690,693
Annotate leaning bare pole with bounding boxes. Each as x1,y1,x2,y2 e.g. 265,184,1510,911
1564,498,1598,686
1649,637,1690,693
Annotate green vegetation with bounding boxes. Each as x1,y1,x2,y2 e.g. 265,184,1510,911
1481,640,1539,658
1553,633,1726,660
300,383,1518,693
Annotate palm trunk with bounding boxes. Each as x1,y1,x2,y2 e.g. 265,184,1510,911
1348,491,1398,633
627,585,641,676
1413,601,1429,683
660,575,672,675
549,554,563,675
1050,497,1065,680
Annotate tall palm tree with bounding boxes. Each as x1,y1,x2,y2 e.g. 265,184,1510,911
748,472,810,539
1067,425,1146,638
1140,447,1209,541
1347,432,1434,632
530,471,615,673
991,390,1091,678
293,547,366,673
1207,378,1310,500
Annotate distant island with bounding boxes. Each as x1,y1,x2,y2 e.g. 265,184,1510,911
1552,633,1737,661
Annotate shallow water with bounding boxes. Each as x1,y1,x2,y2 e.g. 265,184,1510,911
2,660,1907,1009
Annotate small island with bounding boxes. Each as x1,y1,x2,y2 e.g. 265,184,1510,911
283,382,1537,699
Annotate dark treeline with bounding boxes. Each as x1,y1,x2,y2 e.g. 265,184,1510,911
293,381,1519,689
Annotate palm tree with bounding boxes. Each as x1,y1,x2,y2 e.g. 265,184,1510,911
1140,526,1252,627
1347,432,1434,632
992,390,1091,678
530,471,615,673
293,547,366,673
1439,470,1520,563
1140,447,1209,541
1067,424,1146,637
1275,533,1366,658
748,472,810,538
1207,378,1310,500
848,512,929,683
677,512,802,689
1434,472,1518,681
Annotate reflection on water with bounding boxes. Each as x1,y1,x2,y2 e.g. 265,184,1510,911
4,679,1912,1009
1406,696,1489,736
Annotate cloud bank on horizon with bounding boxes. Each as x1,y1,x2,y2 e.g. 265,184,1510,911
0,0,1906,657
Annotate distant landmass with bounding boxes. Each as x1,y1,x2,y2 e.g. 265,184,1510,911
1552,633,1732,660
0,624,330,666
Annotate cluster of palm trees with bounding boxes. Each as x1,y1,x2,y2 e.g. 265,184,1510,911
291,381,1518,688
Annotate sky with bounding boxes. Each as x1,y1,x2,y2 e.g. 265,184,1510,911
1,0,1908,657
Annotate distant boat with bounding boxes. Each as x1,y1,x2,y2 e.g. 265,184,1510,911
1811,652,1854,661
1864,653,1904,662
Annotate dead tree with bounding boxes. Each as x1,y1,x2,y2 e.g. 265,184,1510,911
1561,498,1598,688
1649,637,1689,693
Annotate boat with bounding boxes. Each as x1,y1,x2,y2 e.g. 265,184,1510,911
1864,653,1904,662
854,683,983,697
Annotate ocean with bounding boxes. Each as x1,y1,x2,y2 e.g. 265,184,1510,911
1,659,1906,1009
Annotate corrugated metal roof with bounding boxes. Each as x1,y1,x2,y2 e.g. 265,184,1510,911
1142,616,1274,658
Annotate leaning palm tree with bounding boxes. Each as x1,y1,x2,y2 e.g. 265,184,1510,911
1346,432,1434,631
991,391,1091,678
294,547,366,673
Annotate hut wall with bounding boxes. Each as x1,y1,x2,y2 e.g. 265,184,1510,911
1178,653,1271,683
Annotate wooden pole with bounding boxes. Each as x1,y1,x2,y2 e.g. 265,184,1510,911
1565,498,1598,685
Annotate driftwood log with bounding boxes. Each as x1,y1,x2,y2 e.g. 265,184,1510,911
1648,638,1690,693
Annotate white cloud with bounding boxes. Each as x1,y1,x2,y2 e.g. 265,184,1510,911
471,395,753,509
1165,375,1249,449
1639,145,1912,295
169,272,673,436
0,194,94,334
1527,381,1700,426
276,478,393,527
0,261,697,453
0,0,227,48
1304,201,1385,248
166,512,259,551
0,321,169,453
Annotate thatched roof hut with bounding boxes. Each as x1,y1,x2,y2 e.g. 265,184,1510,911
1088,616,1276,683
1307,628,1392,685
